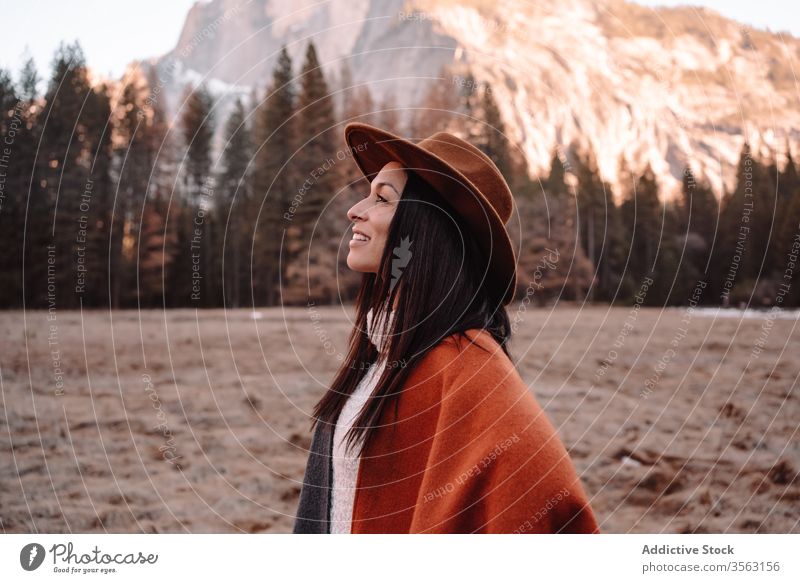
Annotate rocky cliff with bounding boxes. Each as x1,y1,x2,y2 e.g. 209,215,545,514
143,0,800,198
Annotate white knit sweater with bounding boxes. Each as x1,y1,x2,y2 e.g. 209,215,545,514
330,307,394,534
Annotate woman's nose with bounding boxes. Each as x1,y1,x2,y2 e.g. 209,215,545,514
347,198,367,222
346,202,360,223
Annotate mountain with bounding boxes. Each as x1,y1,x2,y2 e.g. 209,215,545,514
141,0,800,199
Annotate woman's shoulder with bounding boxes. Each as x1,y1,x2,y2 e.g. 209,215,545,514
434,328,516,372
415,328,527,404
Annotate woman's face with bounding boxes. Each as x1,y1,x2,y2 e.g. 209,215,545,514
346,161,408,273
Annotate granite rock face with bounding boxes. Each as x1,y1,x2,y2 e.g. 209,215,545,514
145,0,800,197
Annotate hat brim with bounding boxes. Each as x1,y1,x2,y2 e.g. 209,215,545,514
344,122,517,306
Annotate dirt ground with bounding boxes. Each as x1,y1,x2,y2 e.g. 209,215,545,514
1,305,798,533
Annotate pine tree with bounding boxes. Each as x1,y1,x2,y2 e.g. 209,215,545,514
79,82,114,307
619,163,662,304
253,45,296,306
335,60,355,123
572,142,619,302
771,142,800,306
679,165,718,241
138,192,179,306
779,140,799,200
676,165,717,304
516,148,594,303
711,143,770,306
164,201,194,307
0,67,21,307
36,41,94,309
544,149,567,198
291,41,339,304
217,97,253,308
9,57,43,308
142,64,182,308
748,149,777,286
656,199,683,305
18,56,39,102
113,67,156,307
176,82,218,306
180,83,214,205
294,42,336,227
477,81,513,183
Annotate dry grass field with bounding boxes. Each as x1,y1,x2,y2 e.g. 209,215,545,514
1,305,798,533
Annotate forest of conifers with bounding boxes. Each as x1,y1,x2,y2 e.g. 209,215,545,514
1,41,799,310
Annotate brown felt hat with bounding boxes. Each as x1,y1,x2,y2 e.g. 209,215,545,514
344,122,518,306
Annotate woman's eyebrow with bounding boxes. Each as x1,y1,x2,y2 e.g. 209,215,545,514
373,181,401,197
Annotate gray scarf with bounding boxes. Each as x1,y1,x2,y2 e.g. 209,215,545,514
292,305,395,533
292,416,334,533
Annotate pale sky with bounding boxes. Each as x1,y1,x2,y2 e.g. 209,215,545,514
632,0,798,38
1,0,197,81
1,0,796,88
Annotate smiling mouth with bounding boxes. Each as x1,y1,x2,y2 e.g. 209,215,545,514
352,233,370,242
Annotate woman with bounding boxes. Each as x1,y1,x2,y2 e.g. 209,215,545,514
293,122,599,534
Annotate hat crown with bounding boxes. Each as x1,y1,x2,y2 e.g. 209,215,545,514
417,132,514,224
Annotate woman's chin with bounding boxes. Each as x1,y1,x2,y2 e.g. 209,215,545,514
346,256,366,272
346,254,376,273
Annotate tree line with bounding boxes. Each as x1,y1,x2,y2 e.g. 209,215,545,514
516,139,800,308
1,41,799,310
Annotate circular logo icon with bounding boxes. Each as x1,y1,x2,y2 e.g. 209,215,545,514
20,543,46,571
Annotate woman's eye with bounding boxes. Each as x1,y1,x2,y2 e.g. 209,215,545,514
362,191,390,203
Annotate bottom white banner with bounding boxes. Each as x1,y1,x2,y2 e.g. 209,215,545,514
1,534,797,582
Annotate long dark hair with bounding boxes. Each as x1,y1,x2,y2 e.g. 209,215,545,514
311,169,514,454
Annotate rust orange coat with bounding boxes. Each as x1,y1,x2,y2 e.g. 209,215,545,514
296,328,600,534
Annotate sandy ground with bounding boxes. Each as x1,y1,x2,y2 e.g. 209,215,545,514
1,305,798,533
